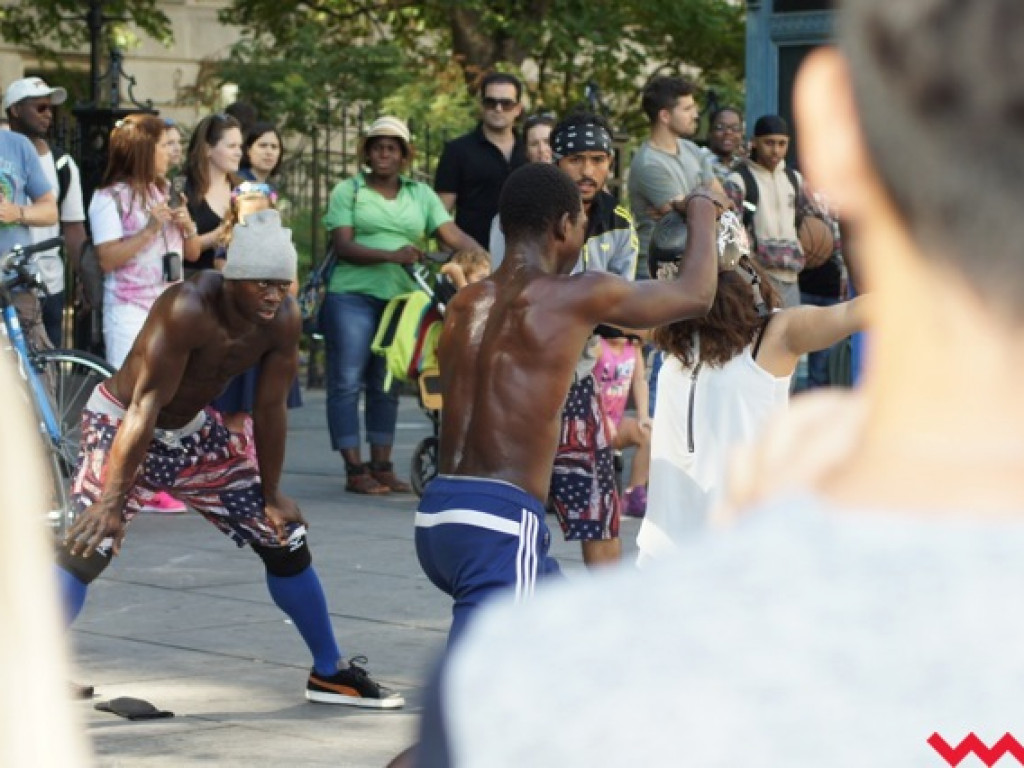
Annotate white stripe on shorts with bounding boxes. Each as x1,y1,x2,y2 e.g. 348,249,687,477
516,508,539,603
414,509,521,536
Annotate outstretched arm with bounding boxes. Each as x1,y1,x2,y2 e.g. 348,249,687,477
758,295,869,378
66,294,195,556
252,301,306,540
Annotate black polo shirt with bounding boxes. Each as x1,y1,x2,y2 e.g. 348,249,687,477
434,123,527,247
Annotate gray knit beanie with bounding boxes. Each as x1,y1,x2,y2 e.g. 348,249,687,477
223,208,297,282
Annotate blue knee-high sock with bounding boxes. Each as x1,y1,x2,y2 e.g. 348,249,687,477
56,566,88,625
265,565,342,677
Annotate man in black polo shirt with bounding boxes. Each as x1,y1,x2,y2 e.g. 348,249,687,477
434,72,528,248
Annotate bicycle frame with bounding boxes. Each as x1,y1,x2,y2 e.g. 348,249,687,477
1,301,64,442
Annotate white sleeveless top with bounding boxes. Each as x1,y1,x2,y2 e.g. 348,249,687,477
636,344,791,564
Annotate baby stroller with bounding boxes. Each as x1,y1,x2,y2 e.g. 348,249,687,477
371,256,455,496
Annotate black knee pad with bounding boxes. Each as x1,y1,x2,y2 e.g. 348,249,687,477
56,544,112,585
252,535,312,577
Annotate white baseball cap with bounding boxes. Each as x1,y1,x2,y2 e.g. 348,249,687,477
3,77,68,110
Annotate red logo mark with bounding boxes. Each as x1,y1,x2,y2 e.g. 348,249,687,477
929,733,1024,767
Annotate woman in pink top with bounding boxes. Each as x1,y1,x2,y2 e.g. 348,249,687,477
594,335,651,518
87,113,200,513
88,113,199,366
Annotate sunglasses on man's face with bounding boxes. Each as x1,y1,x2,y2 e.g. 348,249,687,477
482,96,518,111
19,102,52,115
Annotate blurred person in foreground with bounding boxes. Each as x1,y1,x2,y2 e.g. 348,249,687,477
414,1,1024,764
0,353,92,766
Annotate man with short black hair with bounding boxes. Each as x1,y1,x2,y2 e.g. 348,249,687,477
628,75,718,279
5,76,87,346
413,162,719,644
434,72,528,248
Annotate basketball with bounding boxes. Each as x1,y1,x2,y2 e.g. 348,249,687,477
798,215,835,270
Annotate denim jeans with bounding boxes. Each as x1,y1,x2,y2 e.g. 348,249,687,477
799,291,840,389
321,291,398,450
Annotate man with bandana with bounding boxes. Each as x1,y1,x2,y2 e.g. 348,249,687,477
491,112,639,565
547,111,638,566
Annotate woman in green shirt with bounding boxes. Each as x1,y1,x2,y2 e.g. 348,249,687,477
322,116,479,494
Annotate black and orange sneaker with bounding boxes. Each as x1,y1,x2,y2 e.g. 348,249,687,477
305,656,405,709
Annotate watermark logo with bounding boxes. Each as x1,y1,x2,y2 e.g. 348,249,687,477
929,733,1024,767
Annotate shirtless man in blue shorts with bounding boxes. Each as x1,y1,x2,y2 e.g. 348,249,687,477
59,209,402,708
414,163,725,644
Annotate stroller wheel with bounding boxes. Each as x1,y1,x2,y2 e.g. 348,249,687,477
411,436,439,497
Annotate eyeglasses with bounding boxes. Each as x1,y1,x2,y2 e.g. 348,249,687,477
482,96,518,111
32,103,53,115
712,123,743,134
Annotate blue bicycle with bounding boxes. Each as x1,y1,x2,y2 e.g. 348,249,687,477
1,237,115,537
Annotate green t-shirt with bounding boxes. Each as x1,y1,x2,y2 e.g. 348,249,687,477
323,173,452,300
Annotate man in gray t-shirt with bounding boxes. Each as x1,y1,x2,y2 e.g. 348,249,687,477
627,76,717,278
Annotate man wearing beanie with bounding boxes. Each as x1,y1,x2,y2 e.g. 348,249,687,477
57,209,405,709
725,114,807,307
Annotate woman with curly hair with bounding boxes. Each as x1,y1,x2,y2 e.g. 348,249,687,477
636,255,865,566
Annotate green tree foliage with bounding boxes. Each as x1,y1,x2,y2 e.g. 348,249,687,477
0,1,171,63
218,0,744,137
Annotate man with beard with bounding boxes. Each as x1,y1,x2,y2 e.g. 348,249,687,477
546,111,638,566
629,76,720,279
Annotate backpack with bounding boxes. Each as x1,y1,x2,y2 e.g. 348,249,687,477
53,147,72,208
370,290,441,390
297,246,337,336
735,163,803,235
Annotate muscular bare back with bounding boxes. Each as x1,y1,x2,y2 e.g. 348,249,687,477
439,267,598,500
439,190,722,502
107,270,299,429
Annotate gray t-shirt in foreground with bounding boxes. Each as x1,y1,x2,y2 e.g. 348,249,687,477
420,496,1024,767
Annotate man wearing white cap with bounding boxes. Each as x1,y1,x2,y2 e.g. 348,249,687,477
58,209,404,709
5,76,86,346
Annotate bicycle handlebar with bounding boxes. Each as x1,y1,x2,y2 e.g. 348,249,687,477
1,236,65,270
1,237,64,295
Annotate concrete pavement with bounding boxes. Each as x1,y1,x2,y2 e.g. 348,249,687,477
72,389,641,767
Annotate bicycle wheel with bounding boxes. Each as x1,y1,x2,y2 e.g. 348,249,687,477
33,349,114,475
45,441,73,538
411,435,439,497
